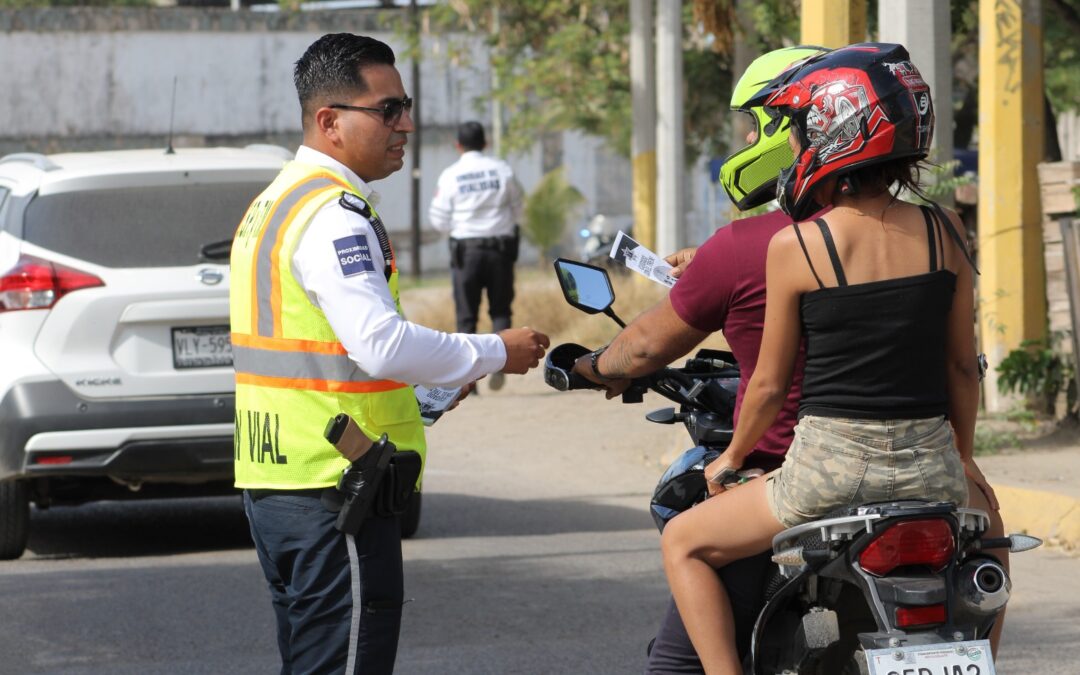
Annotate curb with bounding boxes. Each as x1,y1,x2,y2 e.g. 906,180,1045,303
996,485,1080,550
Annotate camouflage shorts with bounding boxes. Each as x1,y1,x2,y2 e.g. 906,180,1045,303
765,415,968,528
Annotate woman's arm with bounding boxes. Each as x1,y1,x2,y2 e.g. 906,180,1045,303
943,209,980,465
705,228,804,484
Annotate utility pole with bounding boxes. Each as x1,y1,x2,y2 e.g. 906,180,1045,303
409,0,422,279
977,0,1046,411
491,6,502,158
656,0,684,256
630,0,656,251
878,0,954,205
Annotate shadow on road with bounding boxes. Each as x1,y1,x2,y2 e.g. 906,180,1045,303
417,491,656,538
26,496,252,559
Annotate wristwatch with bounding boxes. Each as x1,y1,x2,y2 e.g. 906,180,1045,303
589,346,609,380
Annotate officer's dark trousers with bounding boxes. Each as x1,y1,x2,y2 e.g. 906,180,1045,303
451,238,515,334
244,490,403,675
645,550,773,674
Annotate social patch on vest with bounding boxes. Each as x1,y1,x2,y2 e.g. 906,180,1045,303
334,235,376,276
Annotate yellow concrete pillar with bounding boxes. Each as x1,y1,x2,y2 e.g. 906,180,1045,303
630,0,656,252
977,0,1046,412
632,151,657,252
800,0,866,48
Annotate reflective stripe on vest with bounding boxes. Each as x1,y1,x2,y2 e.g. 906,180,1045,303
253,174,346,338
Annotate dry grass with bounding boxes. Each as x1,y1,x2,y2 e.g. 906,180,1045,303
403,269,731,354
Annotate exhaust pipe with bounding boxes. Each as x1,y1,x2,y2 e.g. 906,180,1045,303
955,558,1010,615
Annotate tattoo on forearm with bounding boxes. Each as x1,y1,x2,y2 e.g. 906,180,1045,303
603,340,636,378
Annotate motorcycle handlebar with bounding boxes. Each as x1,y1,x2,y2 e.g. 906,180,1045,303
543,342,726,411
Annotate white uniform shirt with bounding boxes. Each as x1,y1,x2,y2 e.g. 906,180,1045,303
428,150,524,239
290,146,506,388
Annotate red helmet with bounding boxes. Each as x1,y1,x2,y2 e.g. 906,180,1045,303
746,43,935,221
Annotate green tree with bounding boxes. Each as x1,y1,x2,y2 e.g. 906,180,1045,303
521,167,585,263
423,1,737,162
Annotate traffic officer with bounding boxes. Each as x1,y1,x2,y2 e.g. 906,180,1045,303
230,33,549,675
429,121,524,390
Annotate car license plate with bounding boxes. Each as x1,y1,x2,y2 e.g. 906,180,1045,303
171,326,233,369
865,639,994,675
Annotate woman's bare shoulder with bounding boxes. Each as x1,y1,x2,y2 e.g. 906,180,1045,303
767,222,804,251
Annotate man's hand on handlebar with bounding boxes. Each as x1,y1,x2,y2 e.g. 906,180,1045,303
571,353,632,400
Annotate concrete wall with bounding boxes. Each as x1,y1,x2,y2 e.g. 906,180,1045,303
0,8,719,272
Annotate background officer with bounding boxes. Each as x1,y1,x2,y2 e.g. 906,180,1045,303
429,121,524,390
230,34,549,675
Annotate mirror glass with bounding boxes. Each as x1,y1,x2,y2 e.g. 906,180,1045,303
554,259,615,313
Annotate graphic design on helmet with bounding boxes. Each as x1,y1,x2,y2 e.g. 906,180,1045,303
748,43,935,221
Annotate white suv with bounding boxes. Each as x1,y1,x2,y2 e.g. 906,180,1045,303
0,146,287,559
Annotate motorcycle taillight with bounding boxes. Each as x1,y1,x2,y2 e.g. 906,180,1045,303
895,603,946,628
859,519,954,576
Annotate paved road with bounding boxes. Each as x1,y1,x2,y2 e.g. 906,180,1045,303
1,376,1077,673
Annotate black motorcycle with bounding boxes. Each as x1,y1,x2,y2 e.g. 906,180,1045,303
545,258,1041,675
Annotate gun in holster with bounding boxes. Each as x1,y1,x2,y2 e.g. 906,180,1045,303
449,238,464,269
507,224,520,263
323,414,423,535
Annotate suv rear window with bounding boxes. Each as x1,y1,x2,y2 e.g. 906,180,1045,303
23,183,266,268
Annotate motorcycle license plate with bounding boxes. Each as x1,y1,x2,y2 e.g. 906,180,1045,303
865,639,994,675
171,326,233,369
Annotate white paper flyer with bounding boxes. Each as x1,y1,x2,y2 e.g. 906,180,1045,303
608,231,678,288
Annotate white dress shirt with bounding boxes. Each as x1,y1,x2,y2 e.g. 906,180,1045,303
428,150,524,239
290,146,506,388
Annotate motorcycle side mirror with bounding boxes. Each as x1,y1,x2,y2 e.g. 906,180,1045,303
553,258,626,327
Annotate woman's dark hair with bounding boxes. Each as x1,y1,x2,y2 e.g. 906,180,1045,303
294,33,396,127
841,155,930,202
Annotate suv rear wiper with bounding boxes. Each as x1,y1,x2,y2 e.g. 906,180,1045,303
200,239,232,262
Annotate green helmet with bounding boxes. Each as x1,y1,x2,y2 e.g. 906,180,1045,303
719,45,830,211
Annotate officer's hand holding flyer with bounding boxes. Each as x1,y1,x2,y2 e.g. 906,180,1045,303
414,385,463,426
608,231,678,288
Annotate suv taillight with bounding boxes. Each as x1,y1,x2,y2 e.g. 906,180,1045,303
0,254,104,312
859,519,955,576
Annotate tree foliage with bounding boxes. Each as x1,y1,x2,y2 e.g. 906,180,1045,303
417,0,1080,164
521,167,585,262
424,0,738,161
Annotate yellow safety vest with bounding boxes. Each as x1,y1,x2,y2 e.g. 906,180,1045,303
230,161,425,490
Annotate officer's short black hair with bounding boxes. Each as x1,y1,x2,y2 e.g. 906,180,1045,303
294,33,396,129
457,121,487,152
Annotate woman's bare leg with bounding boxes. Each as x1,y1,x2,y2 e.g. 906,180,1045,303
661,478,784,674
965,475,1008,656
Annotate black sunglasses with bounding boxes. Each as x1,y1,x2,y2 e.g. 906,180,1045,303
329,96,413,127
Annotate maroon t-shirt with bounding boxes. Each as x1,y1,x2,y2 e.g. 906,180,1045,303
669,209,805,464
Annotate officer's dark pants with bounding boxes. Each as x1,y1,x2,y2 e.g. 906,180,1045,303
451,238,515,334
244,490,403,675
645,550,774,674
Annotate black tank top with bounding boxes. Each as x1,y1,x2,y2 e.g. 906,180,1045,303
795,205,956,420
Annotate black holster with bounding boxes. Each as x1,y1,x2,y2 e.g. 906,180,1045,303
372,451,422,518
332,435,396,535
506,225,520,263
333,449,423,535
450,238,464,269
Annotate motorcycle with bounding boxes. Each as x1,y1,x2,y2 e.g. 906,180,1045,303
545,258,1042,675
577,214,633,273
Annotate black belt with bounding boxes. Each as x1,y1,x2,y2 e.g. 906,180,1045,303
247,487,344,511
456,235,514,248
